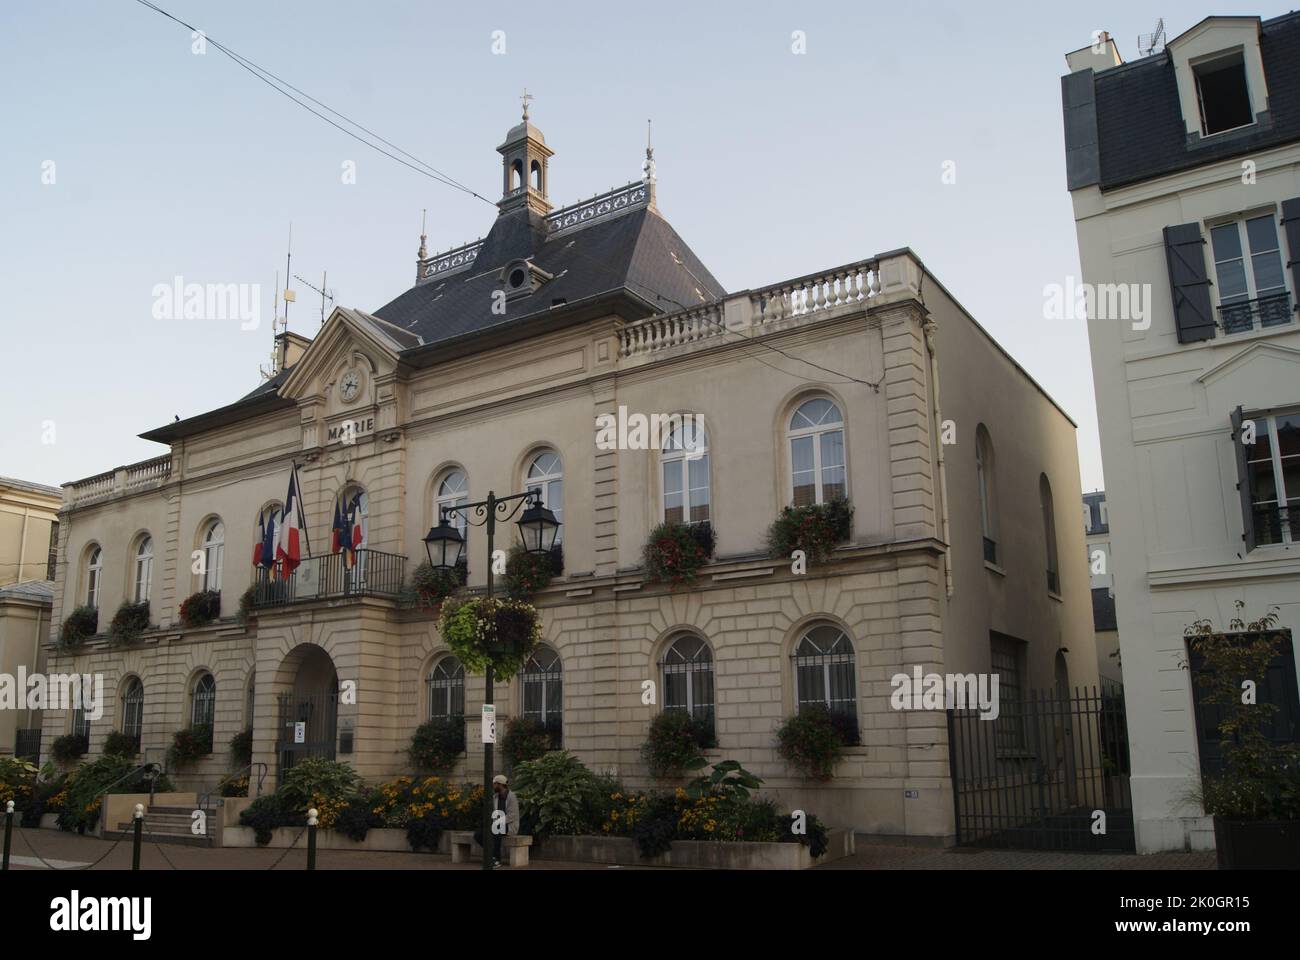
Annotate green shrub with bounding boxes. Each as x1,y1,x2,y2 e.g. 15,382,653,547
643,521,715,585
107,600,151,646
775,705,848,781
58,756,174,834
765,497,854,564
0,757,37,813
409,717,466,772
219,774,249,798
229,728,254,768
632,792,683,859
500,716,555,768
101,731,138,758
511,751,601,838
278,757,359,812
168,725,212,767
406,812,452,852
239,794,303,846
178,590,221,628
641,710,715,780
59,605,98,647
51,734,89,764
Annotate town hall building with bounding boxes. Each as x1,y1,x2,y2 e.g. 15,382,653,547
41,110,1096,844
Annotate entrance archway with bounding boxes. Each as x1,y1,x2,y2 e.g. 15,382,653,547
275,644,339,779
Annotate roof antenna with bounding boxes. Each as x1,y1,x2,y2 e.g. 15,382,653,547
259,268,283,380
282,223,297,330
294,271,335,329
1138,18,1166,57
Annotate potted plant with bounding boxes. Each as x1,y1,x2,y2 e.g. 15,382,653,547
641,710,716,780
50,733,89,764
409,717,467,772
107,600,151,646
168,725,214,768
405,559,468,612
59,605,98,647
504,543,556,599
775,705,856,781
643,521,715,585
766,497,854,564
102,730,138,758
237,585,257,627
1185,603,1300,869
501,716,555,768
178,589,222,628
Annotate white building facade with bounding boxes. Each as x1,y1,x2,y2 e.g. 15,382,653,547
1062,13,1300,852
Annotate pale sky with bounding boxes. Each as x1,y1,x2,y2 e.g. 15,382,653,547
2,0,1284,492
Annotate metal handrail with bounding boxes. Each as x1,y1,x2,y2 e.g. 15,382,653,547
195,762,268,813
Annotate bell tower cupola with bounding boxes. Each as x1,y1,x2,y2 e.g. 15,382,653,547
497,90,554,216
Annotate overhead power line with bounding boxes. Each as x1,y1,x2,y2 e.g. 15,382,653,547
130,0,494,205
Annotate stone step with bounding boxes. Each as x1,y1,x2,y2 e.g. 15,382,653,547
114,823,214,847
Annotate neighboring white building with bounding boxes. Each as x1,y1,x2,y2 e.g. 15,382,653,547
1062,12,1300,853
1083,491,1121,694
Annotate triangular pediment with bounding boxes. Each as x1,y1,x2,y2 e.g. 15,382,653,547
1196,340,1300,386
278,306,418,405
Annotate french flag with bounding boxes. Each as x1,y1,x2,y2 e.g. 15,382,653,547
331,499,350,556
261,509,278,570
253,509,266,567
276,469,305,574
349,495,364,560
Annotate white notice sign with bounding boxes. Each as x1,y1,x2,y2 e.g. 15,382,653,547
481,704,496,744
294,722,306,744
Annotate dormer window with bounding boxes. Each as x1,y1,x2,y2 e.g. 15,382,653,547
1194,51,1253,136
500,259,553,300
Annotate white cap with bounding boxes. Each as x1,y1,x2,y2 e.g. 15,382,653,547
492,774,508,785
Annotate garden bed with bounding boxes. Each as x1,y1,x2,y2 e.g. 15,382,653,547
536,830,855,869
222,824,450,853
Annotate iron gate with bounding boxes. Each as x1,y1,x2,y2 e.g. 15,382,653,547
276,688,338,780
948,687,1133,852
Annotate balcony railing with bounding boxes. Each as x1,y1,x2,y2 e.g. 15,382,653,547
252,549,407,608
64,455,172,507
1254,505,1299,546
1219,292,1294,335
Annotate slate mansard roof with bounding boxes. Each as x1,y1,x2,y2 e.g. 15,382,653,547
1062,10,1300,191
141,131,724,445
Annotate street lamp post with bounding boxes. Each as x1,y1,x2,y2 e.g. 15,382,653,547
423,489,559,871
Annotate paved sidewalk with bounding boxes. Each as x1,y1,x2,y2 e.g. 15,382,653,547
814,842,1217,870
6,827,1217,871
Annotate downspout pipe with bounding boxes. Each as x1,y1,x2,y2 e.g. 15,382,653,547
922,315,954,598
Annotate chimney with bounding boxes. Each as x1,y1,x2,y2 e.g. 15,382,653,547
275,331,313,372
1065,32,1124,73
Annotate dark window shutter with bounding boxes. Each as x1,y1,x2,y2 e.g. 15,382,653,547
1281,198,1300,318
1230,406,1257,553
1163,222,1216,343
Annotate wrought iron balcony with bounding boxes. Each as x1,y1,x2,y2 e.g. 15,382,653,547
1219,292,1294,334
1254,505,1299,546
252,549,407,608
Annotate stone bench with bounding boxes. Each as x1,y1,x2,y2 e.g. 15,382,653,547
448,830,532,867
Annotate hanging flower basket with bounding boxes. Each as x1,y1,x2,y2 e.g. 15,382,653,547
107,600,151,646
504,543,561,599
179,590,222,628
765,498,853,565
436,595,542,681
406,560,468,613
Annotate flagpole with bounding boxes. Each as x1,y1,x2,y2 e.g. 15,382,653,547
293,461,315,560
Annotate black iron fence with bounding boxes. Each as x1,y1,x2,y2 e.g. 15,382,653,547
14,728,41,763
1220,291,1293,334
276,689,338,781
252,549,407,608
948,687,1133,852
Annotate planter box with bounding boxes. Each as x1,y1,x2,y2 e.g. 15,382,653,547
222,824,450,854
536,829,854,870
1214,817,1300,870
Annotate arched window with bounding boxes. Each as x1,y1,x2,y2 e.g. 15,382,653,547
530,159,542,191
1041,475,1060,593
202,521,225,592
333,486,369,582
525,451,564,543
122,677,144,750
789,398,846,506
133,536,153,603
975,425,998,564
662,419,710,524
85,545,103,608
436,469,469,535
510,159,524,191
71,706,90,741
793,624,858,724
253,503,282,569
521,646,562,747
661,634,715,732
191,672,216,731
427,656,465,720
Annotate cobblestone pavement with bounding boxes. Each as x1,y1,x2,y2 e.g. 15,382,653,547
6,828,1217,871
814,842,1218,870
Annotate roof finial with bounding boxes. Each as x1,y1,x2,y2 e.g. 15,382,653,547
521,88,534,121
418,208,428,260
642,119,656,182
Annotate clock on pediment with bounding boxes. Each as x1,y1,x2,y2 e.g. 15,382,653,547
338,366,364,405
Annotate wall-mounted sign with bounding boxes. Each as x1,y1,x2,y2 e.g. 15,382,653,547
481,704,496,744
294,722,306,744
326,416,375,445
